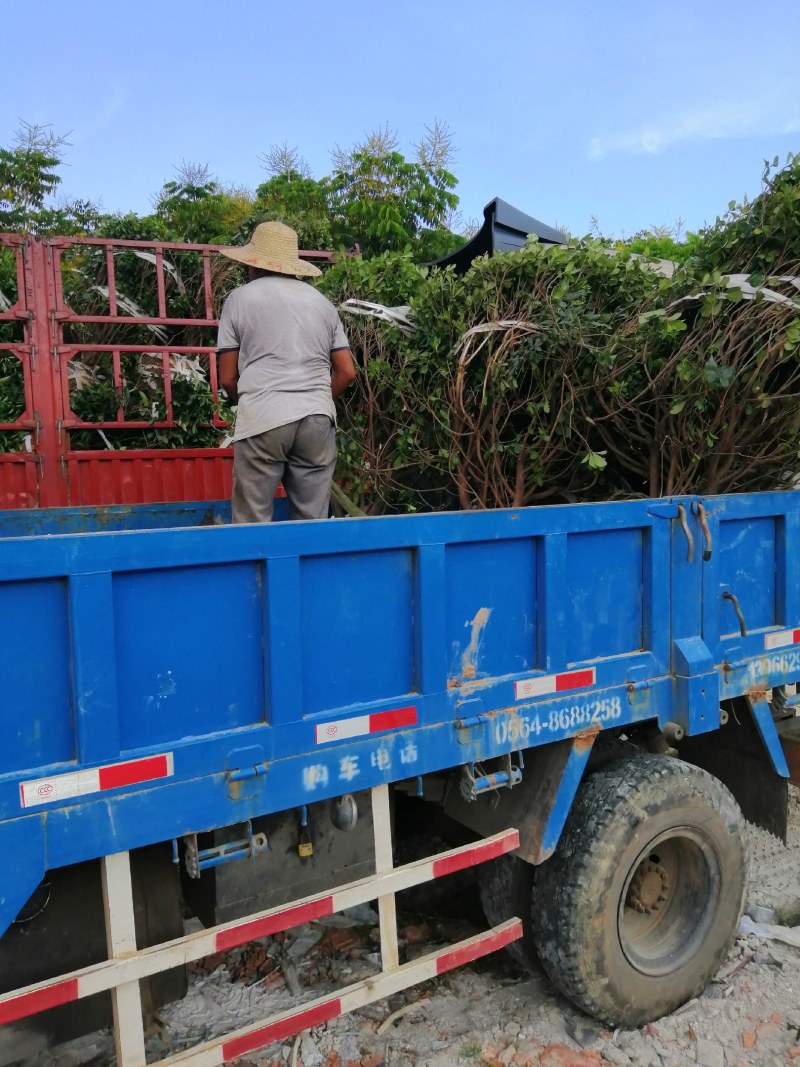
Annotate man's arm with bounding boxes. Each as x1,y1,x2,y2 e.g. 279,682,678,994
331,347,356,399
218,349,240,404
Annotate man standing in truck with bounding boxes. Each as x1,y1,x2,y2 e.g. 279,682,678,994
216,221,356,523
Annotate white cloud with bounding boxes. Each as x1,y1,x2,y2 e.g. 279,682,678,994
588,94,800,159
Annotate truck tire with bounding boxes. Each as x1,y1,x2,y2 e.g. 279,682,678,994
530,755,747,1027
478,853,537,970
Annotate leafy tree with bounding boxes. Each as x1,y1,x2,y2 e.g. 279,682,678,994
693,153,800,276
0,122,102,236
249,172,333,249
259,143,311,179
327,149,458,257
0,122,64,230
249,126,464,259
318,251,436,513
623,230,697,265
330,123,401,172
173,160,214,186
152,177,254,244
414,120,457,172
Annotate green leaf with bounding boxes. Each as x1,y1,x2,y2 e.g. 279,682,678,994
581,450,607,471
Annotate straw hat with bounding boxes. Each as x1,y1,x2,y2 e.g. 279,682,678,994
219,221,321,278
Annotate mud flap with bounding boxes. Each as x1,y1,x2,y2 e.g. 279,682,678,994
442,733,597,864
676,696,789,841
776,714,800,789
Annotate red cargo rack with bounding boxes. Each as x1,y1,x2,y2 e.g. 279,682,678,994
0,233,335,508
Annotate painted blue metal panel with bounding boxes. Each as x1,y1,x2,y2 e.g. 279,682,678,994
717,516,777,635
0,500,229,537
702,493,800,701
414,544,448,695
114,562,267,749
70,573,122,764
0,578,74,774
566,528,643,662
0,491,798,938
0,497,288,538
300,549,416,715
445,538,537,683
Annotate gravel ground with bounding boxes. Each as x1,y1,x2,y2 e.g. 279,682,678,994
21,790,800,1067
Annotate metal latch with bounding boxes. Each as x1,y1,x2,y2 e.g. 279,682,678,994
175,820,268,879
455,700,488,744
460,754,522,802
227,762,269,782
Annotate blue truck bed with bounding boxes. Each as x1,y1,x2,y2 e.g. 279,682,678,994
1,491,798,941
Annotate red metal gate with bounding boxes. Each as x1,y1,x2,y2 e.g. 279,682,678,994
0,233,333,509
0,234,44,507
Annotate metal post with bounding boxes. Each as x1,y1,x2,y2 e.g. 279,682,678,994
24,238,68,507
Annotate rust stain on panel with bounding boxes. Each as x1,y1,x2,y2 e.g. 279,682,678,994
461,607,491,680
573,726,600,752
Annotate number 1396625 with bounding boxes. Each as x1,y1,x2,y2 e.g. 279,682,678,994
494,696,623,746
759,651,800,676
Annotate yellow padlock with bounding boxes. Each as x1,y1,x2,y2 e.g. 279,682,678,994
298,830,313,858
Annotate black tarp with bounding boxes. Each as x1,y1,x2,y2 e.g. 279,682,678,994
433,197,565,273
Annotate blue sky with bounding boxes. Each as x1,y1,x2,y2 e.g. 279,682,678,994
3,0,799,239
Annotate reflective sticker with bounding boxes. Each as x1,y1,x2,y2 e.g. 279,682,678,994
765,628,800,650
315,706,417,745
514,667,596,701
19,753,174,809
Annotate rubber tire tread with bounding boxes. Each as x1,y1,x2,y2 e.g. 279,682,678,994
530,755,747,1027
478,853,537,970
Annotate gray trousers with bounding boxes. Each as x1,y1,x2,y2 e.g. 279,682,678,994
232,415,336,523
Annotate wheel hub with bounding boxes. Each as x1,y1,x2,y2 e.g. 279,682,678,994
626,859,669,914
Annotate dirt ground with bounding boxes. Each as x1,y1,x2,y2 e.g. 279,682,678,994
19,789,800,1067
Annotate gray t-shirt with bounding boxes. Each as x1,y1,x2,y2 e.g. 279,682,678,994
216,275,350,441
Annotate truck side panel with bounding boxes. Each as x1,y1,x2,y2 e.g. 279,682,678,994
1,492,798,937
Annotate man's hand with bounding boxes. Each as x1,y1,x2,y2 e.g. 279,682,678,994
218,349,240,404
331,347,356,399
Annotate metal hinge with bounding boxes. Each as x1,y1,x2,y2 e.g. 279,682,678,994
227,762,269,783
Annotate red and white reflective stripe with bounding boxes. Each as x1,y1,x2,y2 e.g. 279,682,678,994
514,667,596,701
0,828,519,1027
314,705,417,745
430,834,517,879
765,628,800,651
0,978,79,1026
434,921,520,974
221,999,342,1062
19,753,174,809
214,896,334,952
187,921,519,1066
214,827,517,951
